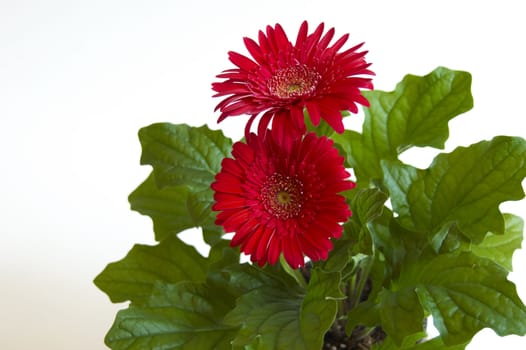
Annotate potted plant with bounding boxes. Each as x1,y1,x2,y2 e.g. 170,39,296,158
95,21,526,349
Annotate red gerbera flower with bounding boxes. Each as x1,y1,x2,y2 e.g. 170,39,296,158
212,20,374,138
211,129,354,268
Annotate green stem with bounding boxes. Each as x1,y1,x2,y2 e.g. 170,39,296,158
347,273,357,311
280,255,308,289
349,256,374,309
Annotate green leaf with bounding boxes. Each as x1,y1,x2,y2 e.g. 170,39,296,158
129,172,215,241
364,67,473,150
334,67,473,185
206,263,299,304
225,268,341,350
415,252,526,345
380,162,421,226
300,270,344,347
333,129,378,183
350,188,389,226
225,286,304,349
373,335,468,350
383,136,526,242
138,123,232,190
94,234,207,304
471,213,524,271
379,288,426,346
368,210,416,281
321,237,354,273
371,332,424,350
411,337,467,350
202,224,224,247
105,281,238,350
324,188,389,270
207,239,240,267
346,300,381,334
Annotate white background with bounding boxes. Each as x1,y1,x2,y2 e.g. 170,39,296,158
1,0,525,349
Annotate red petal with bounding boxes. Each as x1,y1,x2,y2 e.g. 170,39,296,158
257,110,275,136
221,100,259,116
231,226,253,246
211,173,242,193
273,23,291,50
255,226,274,261
306,101,321,125
212,82,251,96
327,33,349,54
282,236,304,268
243,37,265,64
267,236,282,265
265,25,279,55
295,21,308,49
232,141,255,165
221,208,251,231
213,193,246,210
258,29,271,54
228,51,258,71
323,111,345,133
317,27,335,51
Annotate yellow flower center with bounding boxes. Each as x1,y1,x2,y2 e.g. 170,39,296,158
261,173,304,220
267,65,321,99
276,191,292,204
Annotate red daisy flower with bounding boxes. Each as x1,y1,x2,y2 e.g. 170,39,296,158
211,129,354,268
212,20,374,138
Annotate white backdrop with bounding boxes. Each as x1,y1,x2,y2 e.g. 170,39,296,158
1,1,525,349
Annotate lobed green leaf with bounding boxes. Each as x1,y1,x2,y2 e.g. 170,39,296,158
470,213,524,271
415,252,526,345
379,288,426,346
227,287,305,349
383,136,526,243
363,67,472,152
225,268,341,350
138,123,232,190
335,67,473,185
105,281,238,350
129,172,215,241
94,234,207,304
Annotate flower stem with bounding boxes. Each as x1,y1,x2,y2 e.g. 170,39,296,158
349,256,373,309
280,255,308,289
